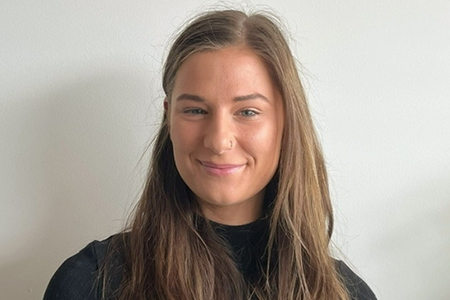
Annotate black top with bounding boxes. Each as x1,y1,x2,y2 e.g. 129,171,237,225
44,219,377,300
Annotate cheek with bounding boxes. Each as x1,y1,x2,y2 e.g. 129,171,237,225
243,122,282,160
169,119,185,151
257,121,282,144
170,120,199,154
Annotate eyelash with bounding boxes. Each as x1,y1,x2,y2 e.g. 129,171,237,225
183,108,207,115
238,109,259,117
182,108,260,118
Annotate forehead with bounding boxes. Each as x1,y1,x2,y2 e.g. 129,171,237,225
172,46,280,102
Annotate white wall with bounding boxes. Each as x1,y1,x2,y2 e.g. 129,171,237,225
1,1,449,299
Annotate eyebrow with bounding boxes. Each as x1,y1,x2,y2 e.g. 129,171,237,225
175,93,269,103
234,93,269,102
176,94,206,102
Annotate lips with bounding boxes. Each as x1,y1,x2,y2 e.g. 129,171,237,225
198,161,245,175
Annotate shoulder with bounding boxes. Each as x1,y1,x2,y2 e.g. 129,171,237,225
43,235,117,300
335,260,378,300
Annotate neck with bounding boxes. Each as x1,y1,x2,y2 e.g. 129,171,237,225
199,192,265,226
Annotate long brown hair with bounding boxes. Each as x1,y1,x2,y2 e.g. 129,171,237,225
105,9,350,300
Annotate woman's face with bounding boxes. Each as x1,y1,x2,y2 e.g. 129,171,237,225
167,46,284,225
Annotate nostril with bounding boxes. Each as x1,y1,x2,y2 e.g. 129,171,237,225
204,134,235,155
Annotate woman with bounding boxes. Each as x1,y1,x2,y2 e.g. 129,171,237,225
44,9,377,300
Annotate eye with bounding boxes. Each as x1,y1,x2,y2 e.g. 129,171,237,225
183,108,207,115
238,109,259,117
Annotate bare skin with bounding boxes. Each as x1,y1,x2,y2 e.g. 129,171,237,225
167,46,284,225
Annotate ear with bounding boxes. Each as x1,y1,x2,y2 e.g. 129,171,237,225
164,98,169,117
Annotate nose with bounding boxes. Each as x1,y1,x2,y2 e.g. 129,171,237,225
203,113,235,155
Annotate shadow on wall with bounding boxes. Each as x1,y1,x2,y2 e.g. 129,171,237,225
0,72,155,299
372,176,450,300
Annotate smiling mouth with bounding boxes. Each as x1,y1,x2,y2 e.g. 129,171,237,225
199,161,245,175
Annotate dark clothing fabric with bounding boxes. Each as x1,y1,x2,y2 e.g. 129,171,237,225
44,221,377,300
